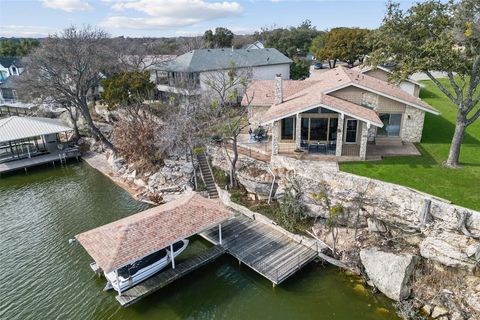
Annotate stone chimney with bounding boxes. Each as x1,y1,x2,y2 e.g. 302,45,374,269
274,74,283,104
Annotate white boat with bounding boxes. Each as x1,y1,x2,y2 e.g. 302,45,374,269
103,239,189,292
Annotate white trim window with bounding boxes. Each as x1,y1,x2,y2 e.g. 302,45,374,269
345,119,358,143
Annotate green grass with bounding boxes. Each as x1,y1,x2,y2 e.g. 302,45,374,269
340,79,480,210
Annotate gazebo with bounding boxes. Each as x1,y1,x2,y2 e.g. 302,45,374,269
76,193,234,296
0,116,73,163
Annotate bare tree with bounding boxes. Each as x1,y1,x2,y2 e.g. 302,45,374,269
201,64,253,187
176,36,207,54
16,25,117,151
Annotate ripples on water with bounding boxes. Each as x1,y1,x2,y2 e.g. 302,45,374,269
0,163,399,320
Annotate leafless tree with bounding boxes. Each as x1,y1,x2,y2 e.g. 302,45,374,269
16,25,117,151
176,36,207,54
201,64,253,187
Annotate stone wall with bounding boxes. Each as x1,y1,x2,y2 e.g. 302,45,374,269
401,105,425,143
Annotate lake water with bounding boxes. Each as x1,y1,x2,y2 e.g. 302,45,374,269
0,162,399,320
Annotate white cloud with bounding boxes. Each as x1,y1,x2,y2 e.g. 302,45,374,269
41,0,93,12
101,0,243,29
0,25,56,37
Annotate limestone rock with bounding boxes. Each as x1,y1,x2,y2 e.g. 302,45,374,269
419,233,477,272
466,294,480,313
360,247,417,301
133,178,146,187
431,305,448,318
367,218,387,233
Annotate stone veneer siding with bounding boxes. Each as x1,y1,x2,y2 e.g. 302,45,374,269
248,105,270,128
272,120,280,155
401,105,425,143
359,122,369,160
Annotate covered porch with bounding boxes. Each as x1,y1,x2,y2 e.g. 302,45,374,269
267,103,382,161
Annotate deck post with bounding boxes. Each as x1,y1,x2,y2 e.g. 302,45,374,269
219,224,222,245
170,244,175,269
116,270,122,296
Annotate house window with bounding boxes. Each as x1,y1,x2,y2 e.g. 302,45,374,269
329,118,338,141
345,119,358,143
301,118,309,140
310,118,328,141
281,117,295,140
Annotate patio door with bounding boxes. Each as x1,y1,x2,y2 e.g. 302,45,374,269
345,119,358,143
378,113,402,137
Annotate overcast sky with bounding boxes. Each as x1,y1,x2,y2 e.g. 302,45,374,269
0,0,418,38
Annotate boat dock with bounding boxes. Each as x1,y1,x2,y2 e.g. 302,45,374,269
116,245,225,307
201,215,319,285
0,148,81,174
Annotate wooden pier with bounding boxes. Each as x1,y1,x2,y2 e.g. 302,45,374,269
0,148,80,174
201,215,319,285
116,245,226,307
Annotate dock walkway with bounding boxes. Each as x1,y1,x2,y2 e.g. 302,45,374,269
0,148,80,174
202,215,318,285
116,245,225,307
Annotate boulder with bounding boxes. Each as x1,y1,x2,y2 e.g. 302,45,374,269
419,233,477,272
431,305,448,318
367,218,387,233
466,293,480,313
237,174,272,199
360,247,417,301
133,178,146,187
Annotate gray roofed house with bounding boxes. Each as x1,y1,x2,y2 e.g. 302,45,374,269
157,48,291,73
153,48,292,105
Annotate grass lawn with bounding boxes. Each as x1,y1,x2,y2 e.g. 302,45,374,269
339,79,480,211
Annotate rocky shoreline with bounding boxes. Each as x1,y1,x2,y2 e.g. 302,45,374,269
208,146,480,320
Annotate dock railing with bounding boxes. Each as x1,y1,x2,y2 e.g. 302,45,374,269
255,240,319,284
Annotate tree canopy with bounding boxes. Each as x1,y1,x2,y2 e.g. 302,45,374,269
262,20,320,57
369,0,480,167
0,38,39,57
101,71,155,111
310,27,371,67
203,27,234,48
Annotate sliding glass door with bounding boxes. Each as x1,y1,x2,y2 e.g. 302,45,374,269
378,113,402,137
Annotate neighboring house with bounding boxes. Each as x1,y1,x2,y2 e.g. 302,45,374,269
244,66,439,160
0,57,24,81
244,41,265,50
352,65,422,97
0,57,36,116
153,48,292,104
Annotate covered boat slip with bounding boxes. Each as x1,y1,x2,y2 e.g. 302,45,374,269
0,116,79,173
77,193,321,307
76,193,234,305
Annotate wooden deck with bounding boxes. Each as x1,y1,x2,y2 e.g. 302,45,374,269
201,215,318,285
116,245,226,307
0,148,80,174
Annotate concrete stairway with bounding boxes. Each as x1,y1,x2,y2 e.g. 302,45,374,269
196,153,219,199
375,136,403,146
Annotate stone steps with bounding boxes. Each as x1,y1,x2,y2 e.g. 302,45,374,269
375,136,403,146
197,153,219,199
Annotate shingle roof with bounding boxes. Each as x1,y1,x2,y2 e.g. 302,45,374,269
260,67,439,125
76,193,234,273
0,57,23,68
352,64,422,86
242,79,318,106
156,48,292,73
0,116,72,143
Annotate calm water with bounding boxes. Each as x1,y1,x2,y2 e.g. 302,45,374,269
0,162,399,320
